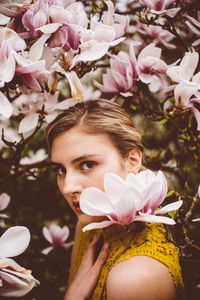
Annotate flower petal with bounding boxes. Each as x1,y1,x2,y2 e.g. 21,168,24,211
80,187,114,216
29,33,51,61
65,71,84,101
18,113,39,134
41,246,53,255
134,214,175,224
0,226,30,258
0,193,10,211
82,220,114,232
0,92,13,118
42,227,53,244
155,200,183,215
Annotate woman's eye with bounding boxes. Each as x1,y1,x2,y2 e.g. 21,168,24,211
80,161,97,171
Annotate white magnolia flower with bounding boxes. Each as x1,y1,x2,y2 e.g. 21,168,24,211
80,170,182,232
0,226,39,297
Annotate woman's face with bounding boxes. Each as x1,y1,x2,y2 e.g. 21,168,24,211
51,127,134,225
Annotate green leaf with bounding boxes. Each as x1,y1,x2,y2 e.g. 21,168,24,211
165,190,175,198
158,119,168,125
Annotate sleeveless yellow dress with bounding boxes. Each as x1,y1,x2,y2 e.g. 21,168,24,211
71,223,184,299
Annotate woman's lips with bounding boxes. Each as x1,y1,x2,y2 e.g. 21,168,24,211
73,201,82,213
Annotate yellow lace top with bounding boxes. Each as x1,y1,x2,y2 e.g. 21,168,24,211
71,223,184,299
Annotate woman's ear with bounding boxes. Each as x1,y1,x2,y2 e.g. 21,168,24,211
126,149,142,174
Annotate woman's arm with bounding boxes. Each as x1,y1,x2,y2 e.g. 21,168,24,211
64,233,110,300
106,255,177,300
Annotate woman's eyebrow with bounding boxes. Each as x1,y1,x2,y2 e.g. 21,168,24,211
50,154,100,166
72,154,100,164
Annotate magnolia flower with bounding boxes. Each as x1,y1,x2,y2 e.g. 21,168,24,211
135,43,168,92
90,0,129,41
94,48,137,97
0,27,26,118
14,92,75,137
137,23,175,49
0,193,10,219
22,0,50,37
42,223,73,255
80,170,182,232
48,24,80,51
14,51,47,93
0,226,39,297
167,52,200,105
167,52,200,129
141,0,180,18
49,2,88,29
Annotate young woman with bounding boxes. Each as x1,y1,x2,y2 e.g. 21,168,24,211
46,99,184,300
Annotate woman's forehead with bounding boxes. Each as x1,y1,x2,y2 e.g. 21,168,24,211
50,127,118,161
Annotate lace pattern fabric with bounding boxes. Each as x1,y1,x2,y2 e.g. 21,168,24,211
72,223,184,299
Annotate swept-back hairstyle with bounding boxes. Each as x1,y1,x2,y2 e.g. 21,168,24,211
46,99,143,158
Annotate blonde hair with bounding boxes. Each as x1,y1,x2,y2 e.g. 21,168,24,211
46,99,143,158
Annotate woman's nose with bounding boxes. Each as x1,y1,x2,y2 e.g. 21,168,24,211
62,173,82,196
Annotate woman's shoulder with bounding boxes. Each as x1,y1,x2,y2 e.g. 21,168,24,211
106,255,177,300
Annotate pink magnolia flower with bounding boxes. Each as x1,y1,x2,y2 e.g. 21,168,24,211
137,23,175,49
0,28,26,88
0,27,26,118
80,170,182,232
22,0,50,37
167,52,200,129
0,226,39,297
13,92,75,137
186,12,200,46
90,0,129,41
48,24,80,51
94,48,137,97
0,193,10,219
49,2,88,29
135,43,168,92
141,0,180,18
42,223,73,255
14,51,47,93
